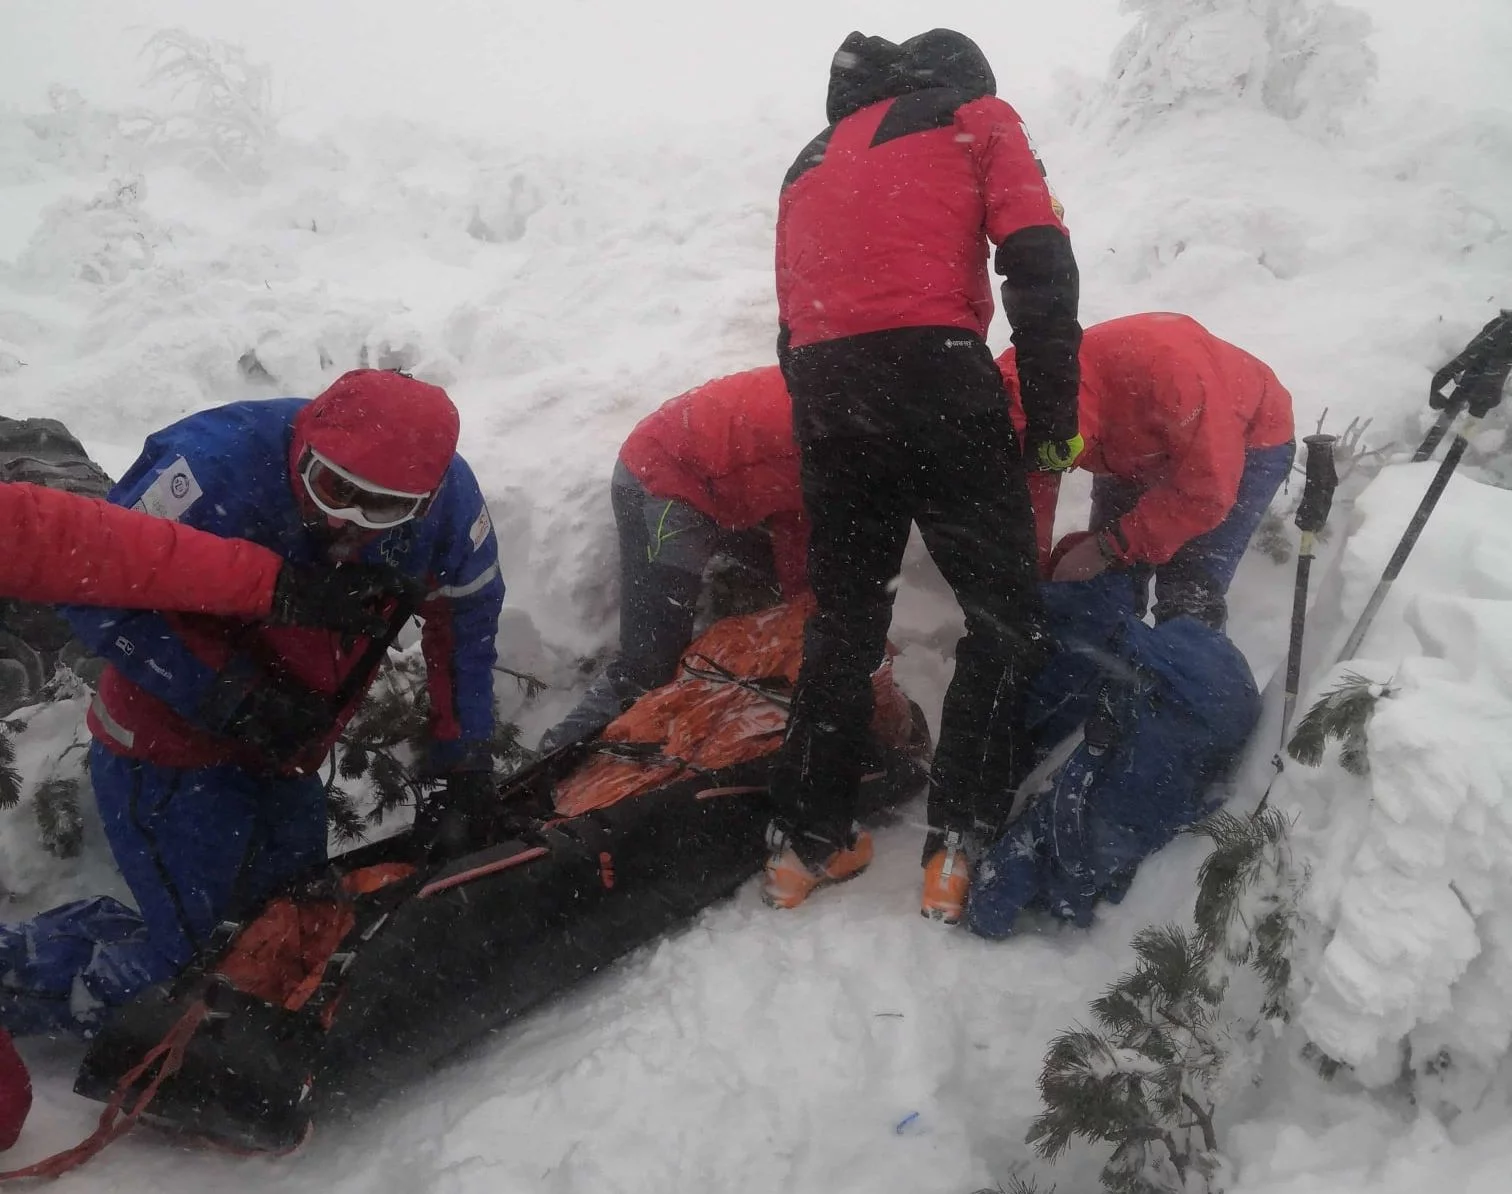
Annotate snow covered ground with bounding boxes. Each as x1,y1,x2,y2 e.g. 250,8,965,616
1,0,1510,1190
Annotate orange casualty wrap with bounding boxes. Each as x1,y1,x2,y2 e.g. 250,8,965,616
213,863,415,1011
553,598,913,816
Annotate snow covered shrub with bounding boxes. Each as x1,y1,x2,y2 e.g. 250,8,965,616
0,667,96,860
139,28,277,183
1031,807,1306,1192
17,176,159,288
15,86,153,178
1278,467,1512,1118
1031,925,1233,1193
1102,0,1377,134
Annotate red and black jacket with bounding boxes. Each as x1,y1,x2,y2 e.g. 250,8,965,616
618,366,810,599
1002,313,1297,568
775,29,1081,444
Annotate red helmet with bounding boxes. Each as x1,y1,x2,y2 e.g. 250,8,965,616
289,370,460,523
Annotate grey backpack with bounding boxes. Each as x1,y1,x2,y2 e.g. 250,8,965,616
0,416,115,711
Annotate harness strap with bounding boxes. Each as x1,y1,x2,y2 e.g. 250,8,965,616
0,999,209,1183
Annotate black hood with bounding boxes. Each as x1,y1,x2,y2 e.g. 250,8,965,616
824,28,996,125
896,29,996,101
825,31,903,124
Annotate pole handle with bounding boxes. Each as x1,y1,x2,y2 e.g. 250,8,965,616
1294,434,1338,536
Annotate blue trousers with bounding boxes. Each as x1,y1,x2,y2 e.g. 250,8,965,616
0,745,326,1037
1092,441,1295,625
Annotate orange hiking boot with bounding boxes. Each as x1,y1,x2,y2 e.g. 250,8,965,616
921,830,970,925
761,824,874,909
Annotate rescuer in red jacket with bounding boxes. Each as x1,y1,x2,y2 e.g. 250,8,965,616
765,28,1085,922
540,366,808,752
1001,312,1296,626
0,479,407,1154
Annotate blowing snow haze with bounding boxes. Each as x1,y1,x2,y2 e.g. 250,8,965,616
0,1,1511,1193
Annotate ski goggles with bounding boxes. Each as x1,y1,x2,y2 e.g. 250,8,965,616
298,448,431,529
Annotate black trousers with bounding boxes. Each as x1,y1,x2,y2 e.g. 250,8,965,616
770,327,1047,860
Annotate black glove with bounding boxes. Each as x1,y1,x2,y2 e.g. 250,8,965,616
221,680,335,765
267,563,418,637
415,770,498,857
1430,310,1512,416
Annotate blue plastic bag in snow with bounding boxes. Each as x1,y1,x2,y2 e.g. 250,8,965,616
967,574,1261,938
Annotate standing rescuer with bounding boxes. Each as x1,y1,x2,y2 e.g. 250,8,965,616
766,28,1084,922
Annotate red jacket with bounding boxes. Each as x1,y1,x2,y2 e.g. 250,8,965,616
0,1026,28,1151
1002,313,1295,566
618,367,810,598
0,481,281,614
776,92,1065,349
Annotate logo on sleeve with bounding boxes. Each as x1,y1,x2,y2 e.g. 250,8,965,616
468,504,493,551
132,457,203,522
1019,121,1065,220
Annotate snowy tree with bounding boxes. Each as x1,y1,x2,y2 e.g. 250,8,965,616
1101,0,1377,134
139,29,278,182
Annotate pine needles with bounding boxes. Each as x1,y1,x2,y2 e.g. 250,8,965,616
1191,809,1301,1019
1286,670,1395,776
0,726,20,810
1030,804,1308,1192
326,650,538,845
1030,925,1228,1193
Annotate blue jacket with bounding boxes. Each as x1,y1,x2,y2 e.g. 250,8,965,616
64,399,504,773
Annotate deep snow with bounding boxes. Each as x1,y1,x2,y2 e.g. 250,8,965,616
0,1,1510,1191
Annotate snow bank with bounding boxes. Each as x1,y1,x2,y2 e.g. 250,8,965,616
1283,466,1512,1108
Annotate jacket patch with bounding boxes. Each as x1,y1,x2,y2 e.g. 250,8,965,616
132,457,202,522
468,504,492,550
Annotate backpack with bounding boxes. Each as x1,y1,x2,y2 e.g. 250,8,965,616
0,417,115,710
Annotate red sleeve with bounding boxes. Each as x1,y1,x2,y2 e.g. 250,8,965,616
1114,366,1247,565
768,510,811,600
1025,471,1062,578
955,97,1067,245
0,482,283,616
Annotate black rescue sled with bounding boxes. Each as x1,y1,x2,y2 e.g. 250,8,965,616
73,603,930,1153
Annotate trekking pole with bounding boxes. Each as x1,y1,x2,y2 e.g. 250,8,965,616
1337,416,1482,661
1279,434,1339,745
1338,322,1512,662
1254,434,1338,813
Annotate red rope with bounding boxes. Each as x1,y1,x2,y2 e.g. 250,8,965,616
416,846,548,898
0,999,209,1184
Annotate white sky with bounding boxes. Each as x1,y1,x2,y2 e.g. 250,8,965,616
0,0,1128,138
0,1,1507,139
